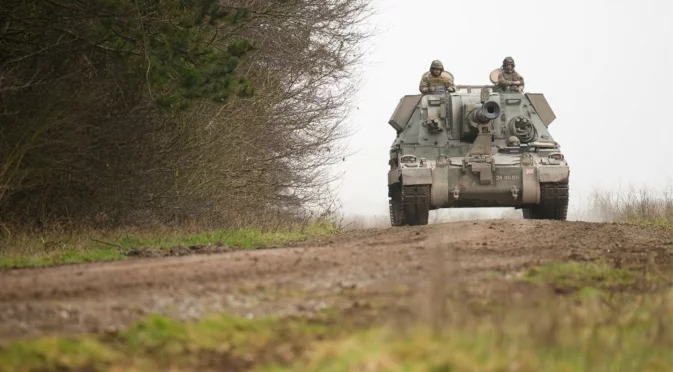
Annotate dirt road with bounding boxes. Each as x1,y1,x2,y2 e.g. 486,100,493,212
1,219,672,342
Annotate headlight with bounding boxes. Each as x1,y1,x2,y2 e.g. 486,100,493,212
549,152,564,161
400,155,417,163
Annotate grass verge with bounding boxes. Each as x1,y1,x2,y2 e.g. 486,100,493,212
274,292,673,372
522,260,637,290
272,262,673,372
3,260,672,371
3,289,672,371
0,220,338,269
0,310,351,372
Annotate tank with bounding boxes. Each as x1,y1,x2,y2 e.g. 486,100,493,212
387,73,569,226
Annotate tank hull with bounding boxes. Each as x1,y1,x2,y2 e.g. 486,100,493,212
388,162,569,209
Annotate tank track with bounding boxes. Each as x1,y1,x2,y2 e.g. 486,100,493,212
389,185,403,226
390,184,430,226
523,182,569,220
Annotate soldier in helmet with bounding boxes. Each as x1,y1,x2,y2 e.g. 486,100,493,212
496,57,525,92
419,60,455,94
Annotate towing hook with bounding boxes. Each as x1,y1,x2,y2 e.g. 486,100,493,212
452,186,460,199
511,186,519,200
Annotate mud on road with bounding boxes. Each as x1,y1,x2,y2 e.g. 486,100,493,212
1,219,672,342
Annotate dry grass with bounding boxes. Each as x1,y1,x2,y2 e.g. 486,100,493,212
579,185,673,225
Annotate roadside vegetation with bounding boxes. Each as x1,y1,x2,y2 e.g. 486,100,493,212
0,310,354,372
0,0,371,267
0,220,337,269
2,260,671,371
285,290,672,371
581,185,673,226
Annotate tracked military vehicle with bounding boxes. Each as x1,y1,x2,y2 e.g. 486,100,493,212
387,71,569,226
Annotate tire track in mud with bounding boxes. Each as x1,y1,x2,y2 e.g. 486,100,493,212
0,219,671,341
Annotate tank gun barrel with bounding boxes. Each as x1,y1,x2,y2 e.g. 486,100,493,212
470,100,501,125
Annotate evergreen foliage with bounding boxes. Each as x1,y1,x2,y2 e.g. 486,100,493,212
1,0,255,109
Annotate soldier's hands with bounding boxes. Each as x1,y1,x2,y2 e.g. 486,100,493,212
513,80,521,85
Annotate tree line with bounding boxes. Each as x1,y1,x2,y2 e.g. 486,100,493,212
0,0,371,230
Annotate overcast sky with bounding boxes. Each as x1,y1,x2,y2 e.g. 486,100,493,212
333,0,673,220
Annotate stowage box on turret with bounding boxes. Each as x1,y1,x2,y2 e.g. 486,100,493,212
387,73,569,226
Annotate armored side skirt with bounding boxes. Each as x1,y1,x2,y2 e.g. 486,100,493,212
388,165,569,209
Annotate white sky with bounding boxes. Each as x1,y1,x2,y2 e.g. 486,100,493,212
334,0,673,219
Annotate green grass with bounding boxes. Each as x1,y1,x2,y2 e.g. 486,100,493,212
270,263,673,372
626,218,673,229
114,220,338,249
0,310,347,372
3,289,673,372
0,249,127,270
272,296,673,372
0,220,339,269
522,261,637,290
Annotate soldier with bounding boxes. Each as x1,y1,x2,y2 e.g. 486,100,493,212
496,56,525,92
419,60,455,94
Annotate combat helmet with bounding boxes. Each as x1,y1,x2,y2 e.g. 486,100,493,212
502,56,515,67
429,60,444,72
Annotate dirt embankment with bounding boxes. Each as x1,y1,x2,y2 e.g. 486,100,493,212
0,219,671,342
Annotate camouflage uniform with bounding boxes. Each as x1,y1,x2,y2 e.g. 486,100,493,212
495,57,525,92
419,60,455,94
